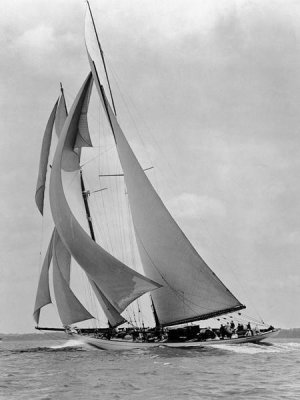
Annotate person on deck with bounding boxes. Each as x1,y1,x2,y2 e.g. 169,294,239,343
224,322,232,338
246,322,253,336
204,327,219,340
131,330,139,341
219,324,226,339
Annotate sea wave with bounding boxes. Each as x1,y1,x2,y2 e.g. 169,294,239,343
209,341,300,354
1,338,300,400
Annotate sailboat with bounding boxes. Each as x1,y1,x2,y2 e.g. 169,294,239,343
33,2,278,350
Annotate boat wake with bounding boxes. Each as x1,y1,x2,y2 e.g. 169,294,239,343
49,339,86,349
209,341,300,354
9,344,84,354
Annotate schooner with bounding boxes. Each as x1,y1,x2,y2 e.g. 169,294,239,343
33,2,278,350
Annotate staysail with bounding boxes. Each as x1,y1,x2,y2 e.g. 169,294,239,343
33,230,55,324
87,51,245,326
88,279,126,327
49,72,161,319
52,230,94,325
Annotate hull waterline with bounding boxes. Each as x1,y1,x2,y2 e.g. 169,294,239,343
71,329,280,351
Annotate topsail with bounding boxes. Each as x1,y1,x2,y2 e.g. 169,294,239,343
52,228,93,326
35,100,58,215
33,230,55,324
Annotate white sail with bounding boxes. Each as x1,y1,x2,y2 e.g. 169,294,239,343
37,77,126,327
49,72,161,318
52,228,71,283
87,54,245,326
88,279,126,327
35,100,58,215
33,230,55,324
53,230,94,326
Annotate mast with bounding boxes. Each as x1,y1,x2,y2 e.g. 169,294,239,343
89,64,246,327
58,82,95,243
79,136,119,327
86,0,117,115
80,169,96,241
86,59,161,329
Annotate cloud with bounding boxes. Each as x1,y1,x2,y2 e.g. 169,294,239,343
167,192,226,219
11,23,81,76
17,24,54,49
281,231,300,246
14,24,56,55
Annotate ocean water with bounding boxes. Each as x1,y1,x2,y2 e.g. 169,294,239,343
1,338,300,400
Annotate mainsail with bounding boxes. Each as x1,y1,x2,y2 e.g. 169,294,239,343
86,48,245,326
49,72,161,319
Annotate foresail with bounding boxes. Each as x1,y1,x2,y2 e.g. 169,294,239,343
53,230,94,326
88,279,126,327
52,229,71,283
35,99,58,215
33,230,55,324
49,73,161,318
89,59,245,326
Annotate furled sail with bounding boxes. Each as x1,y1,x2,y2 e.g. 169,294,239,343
35,100,58,215
52,230,93,326
33,230,55,324
49,73,161,318
88,56,245,326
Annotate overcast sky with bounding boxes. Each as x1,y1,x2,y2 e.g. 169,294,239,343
1,0,300,333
